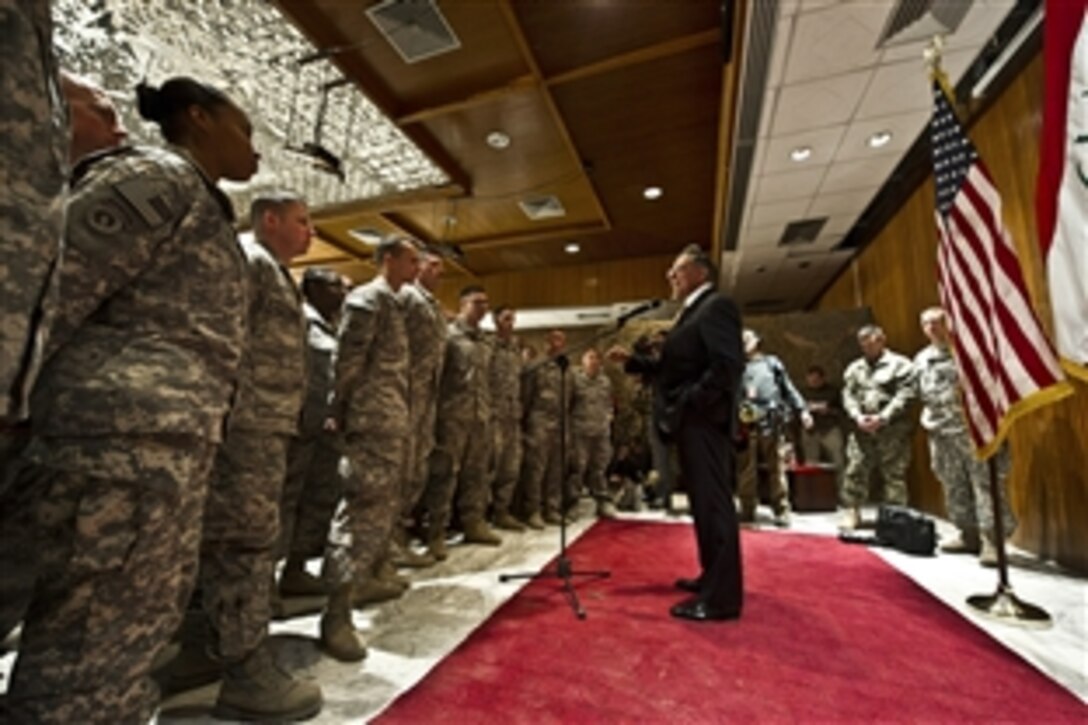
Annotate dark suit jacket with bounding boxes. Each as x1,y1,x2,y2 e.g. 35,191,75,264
627,288,744,439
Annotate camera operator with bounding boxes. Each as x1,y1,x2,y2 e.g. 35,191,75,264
736,329,812,526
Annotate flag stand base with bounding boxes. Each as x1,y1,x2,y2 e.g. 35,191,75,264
966,584,1052,630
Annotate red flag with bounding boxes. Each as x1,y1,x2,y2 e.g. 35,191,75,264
1036,0,1088,379
930,79,1073,459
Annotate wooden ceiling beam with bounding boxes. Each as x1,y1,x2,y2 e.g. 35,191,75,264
496,0,612,231
396,74,539,125
711,0,748,268
544,28,720,88
312,184,464,224
458,222,609,252
288,251,354,269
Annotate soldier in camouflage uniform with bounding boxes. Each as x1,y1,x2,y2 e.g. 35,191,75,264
520,329,571,527
182,191,321,720
840,324,917,530
320,236,419,663
0,77,259,724
488,305,525,531
0,0,67,433
424,285,501,555
568,348,618,518
395,251,447,567
915,307,1014,566
0,70,128,641
276,268,349,598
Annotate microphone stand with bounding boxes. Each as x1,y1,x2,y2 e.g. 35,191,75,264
498,301,662,619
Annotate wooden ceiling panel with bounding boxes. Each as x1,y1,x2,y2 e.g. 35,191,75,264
299,0,528,112
513,0,722,78
552,45,724,246
463,228,679,275
388,174,604,246
290,238,354,269
420,88,582,198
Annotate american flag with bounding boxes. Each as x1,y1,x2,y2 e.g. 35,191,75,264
930,79,1070,458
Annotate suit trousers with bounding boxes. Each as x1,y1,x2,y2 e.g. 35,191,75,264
676,419,743,614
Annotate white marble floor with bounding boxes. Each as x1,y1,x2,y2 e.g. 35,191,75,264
2,499,1085,722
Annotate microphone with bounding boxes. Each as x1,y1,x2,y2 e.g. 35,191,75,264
616,299,662,326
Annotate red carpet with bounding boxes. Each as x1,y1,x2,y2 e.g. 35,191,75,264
377,520,1085,723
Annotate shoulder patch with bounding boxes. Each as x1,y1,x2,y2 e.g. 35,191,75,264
113,176,177,228
83,198,130,236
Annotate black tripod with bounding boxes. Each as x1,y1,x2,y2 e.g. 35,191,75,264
499,301,662,618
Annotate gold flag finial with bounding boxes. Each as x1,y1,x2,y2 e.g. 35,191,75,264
924,34,945,77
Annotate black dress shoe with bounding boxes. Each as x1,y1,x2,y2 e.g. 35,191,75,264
674,577,702,594
669,596,740,622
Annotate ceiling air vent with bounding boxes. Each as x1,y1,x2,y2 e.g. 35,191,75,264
366,0,461,64
876,0,972,49
778,217,827,246
518,195,566,221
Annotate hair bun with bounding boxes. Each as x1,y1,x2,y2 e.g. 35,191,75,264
135,82,163,122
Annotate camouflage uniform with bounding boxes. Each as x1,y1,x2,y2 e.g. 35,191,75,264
196,235,305,662
399,282,447,523
424,318,493,532
2,146,245,723
279,302,342,562
841,349,916,506
520,358,569,518
915,343,1015,536
489,335,522,518
736,354,806,517
0,0,67,426
324,276,409,586
568,369,614,501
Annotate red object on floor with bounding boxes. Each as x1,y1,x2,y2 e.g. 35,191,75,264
377,520,1085,723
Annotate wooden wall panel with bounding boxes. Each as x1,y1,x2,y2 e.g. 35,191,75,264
817,53,1088,572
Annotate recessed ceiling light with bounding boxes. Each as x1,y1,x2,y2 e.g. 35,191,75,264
643,185,663,200
486,130,511,150
564,242,581,254
789,146,812,162
867,130,893,148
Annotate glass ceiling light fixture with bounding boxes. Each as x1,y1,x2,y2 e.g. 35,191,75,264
789,146,812,162
52,0,449,214
564,242,581,254
486,130,511,150
642,185,663,200
867,130,893,148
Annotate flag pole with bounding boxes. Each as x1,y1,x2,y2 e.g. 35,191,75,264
923,34,1051,629
965,459,1052,629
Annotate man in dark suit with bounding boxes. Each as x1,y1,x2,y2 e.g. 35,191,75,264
612,245,744,621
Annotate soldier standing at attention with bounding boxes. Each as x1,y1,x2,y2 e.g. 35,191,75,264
0,70,128,642
424,285,502,557
3,76,258,724
521,329,571,526
840,324,917,530
0,0,67,436
320,236,419,663
914,307,1014,566
568,348,618,518
185,191,320,720
395,249,448,568
277,268,349,598
736,329,812,526
488,305,526,531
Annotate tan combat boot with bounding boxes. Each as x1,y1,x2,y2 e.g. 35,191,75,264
351,576,405,608
978,534,999,567
523,512,546,530
941,529,981,554
153,610,222,696
596,500,618,519
374,557,410,589
838,506,861,531
462,519,503,546
320,585,367,662
390,538,437,569
493,511,526,531
427,528,450,561
213,642,323,721
279,557,327,597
